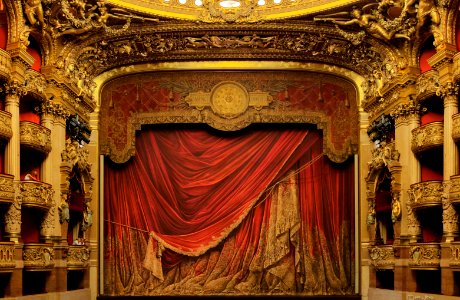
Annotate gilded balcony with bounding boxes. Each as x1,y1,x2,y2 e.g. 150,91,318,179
0,174,14,205
0,110,12,142
409,181,443,210
20,181,53,210
453,113,460,142
23,243,54,270
368,245,395,270
0,242,16,272
0,49,11,80
450,175,460,204
67,245,90,270
409,243,441,270
20,121,51,154
411,122,443,154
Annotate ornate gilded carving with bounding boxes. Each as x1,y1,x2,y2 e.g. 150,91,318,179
411,121,443,153
314,1,415,43
442,181,459,240
40,196,56,238
453,113,460,142
24,69,47,99
20,181,54,211
19,121,52,154
5,183,23,239
0,110,13,142
367,141,400,173
406,191,421,241
186,81,271,119
38,100,71,120
416,70,440,100
449,242,460,269
0,242,16,271
368,245,395,270
390,101,426,124
408,180,443,210
62,139,92,174
66,245,90,270
409,243,441,269
0,174,15,205
23,244,54,270
450,175,460,204
436,81,459,102
0,49,12,81
0,81,27,97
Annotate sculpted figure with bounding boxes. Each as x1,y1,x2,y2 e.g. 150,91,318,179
24,0,45,27
316,6,410,42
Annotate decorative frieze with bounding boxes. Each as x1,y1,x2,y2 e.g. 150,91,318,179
38,101,71,120
449,242,460,269
416,70,439,100
452,113,460,142
411,122,443,153
24,69,47,99
23,244,54,270
19,121,52,154
66,245,90,270
0,49,12,81
409,243,441,269
390,101,426,124
0,174,15,205
450,175,460,204
368,245,395,270
20,181,53,211
0,110,12,141
409,181,443,210
0,242,15,271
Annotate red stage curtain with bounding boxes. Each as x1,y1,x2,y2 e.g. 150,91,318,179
104,125,354,295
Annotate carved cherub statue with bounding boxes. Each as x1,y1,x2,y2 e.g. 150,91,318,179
315,6,410,42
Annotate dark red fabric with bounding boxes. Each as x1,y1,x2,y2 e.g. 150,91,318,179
105,126,320,254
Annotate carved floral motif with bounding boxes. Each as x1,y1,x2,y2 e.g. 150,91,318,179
0,48,12,80
442,181,459,239
409,181,443,210
0,110,12,141
19,121,52,154
411,121,443,153
368,245,395,270
66,245,90,270
5,183,22,238
416,70,440,99
449,242,460,268
23,244,55,270
452,113,460,142
20,181,54,210
409,243,441,269
24,69,46,99
391,101,426,123
0,174,15,205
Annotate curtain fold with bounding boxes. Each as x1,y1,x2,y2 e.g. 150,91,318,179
104,125,354,296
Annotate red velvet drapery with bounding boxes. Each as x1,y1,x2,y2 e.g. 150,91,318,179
104,125,354,295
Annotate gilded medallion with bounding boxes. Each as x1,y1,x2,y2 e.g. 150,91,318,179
210,82,249,119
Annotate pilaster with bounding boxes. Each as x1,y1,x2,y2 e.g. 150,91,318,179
391,101,423,243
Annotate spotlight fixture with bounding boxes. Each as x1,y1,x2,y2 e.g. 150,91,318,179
66,114,91,145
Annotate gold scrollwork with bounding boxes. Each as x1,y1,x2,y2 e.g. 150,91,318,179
411,121,443,153
368,245,395,270
409,243,441,269
23,244,55,270
19,121,52,154
409,181,443,210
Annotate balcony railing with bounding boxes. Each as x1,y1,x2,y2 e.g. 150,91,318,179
453,113,460,142
0,110,12,142
0,49,11,80
450,175,460,205
409,243,441,269
411,122,443,154
0,242,15,271
409,181,443,210
23,243,54,270
368,245,395,270
20,121,51,154
0,174,14,205
66,245,90,270
20,181,53,210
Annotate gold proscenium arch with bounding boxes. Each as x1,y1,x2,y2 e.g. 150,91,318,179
94,61,364,164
